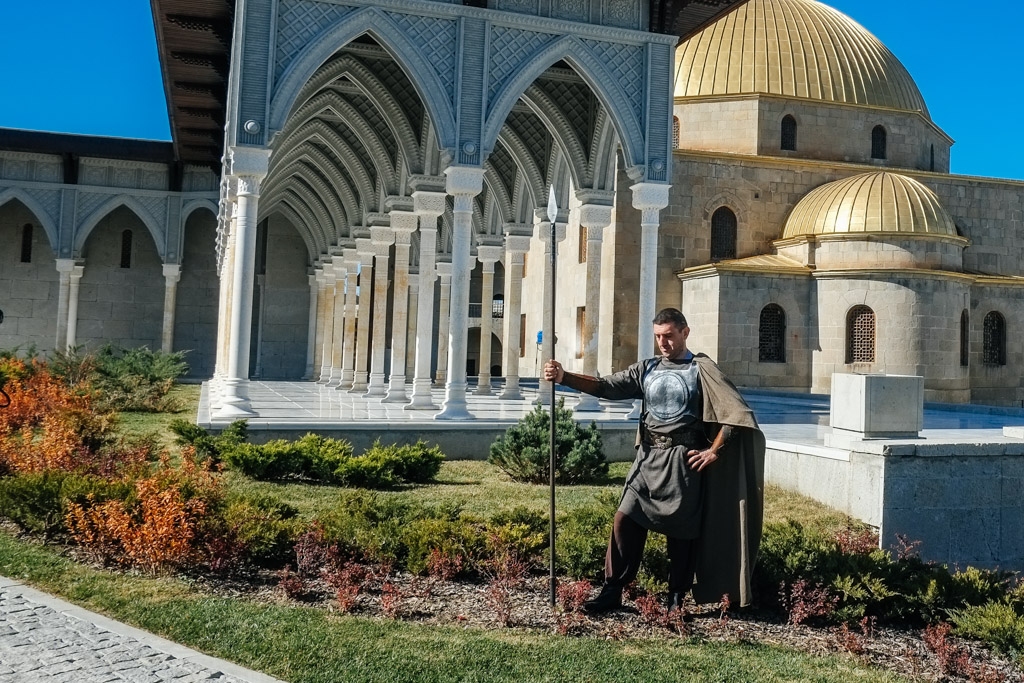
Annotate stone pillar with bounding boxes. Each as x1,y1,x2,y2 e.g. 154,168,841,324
303,273,318,380
216,146,271,418
65,263,84,350
436,166,484,420
327,261,347,387
339,248,359,389
212,196,238,389
626,182,672,419
434,261,452,385
350,240,374,393
405,265,418,379
499,232,532,400
161,263,181,353
474,245,503,395
54,258,74,350
317,265,336,383
408,188,446,409
574,203,613,413
536,212,567,405
253,273,266,378
364,227,394,398
384,213,416,402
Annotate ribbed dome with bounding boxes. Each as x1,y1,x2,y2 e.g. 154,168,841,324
674,0,929,117
782,172,957,239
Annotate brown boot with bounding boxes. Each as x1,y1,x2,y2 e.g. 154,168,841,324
583,584,622,614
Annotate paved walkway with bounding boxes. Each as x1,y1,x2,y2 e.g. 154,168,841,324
0,577,281,683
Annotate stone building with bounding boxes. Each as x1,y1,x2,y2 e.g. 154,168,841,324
1,0,1021,410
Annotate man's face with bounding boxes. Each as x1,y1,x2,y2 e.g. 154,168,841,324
653,322,690,359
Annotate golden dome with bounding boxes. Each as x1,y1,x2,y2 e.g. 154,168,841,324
675,0,929,116
782,172,957,239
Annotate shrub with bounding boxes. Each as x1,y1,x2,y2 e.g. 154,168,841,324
74,345,188,413
402,515,484,576
225,440,305,480
333,440,442,488
0,471,70,535
555,492,617,580
489,399,607,484
218,493,303,568
170,419,248,464
950,600,1024,661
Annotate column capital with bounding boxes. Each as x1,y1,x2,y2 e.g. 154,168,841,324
444,166,485,197
55,258,77,274
412,190,447,219
308,273,319,287
578,203,614,230
537,221,567,243
435,261,453,277
370,226,395,247
504,234,532,254
228,146,271,194
630,182,671,212
390,210,419,236
342,246,360,267
162,263,182,283
476,245,503,265
356,238,375,264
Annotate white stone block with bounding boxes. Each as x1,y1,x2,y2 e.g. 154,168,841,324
1004,426,1024,439
829,373,923,438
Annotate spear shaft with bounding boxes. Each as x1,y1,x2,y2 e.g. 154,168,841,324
547,186,557,607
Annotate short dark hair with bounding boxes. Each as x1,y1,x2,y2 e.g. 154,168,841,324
652,308,688,328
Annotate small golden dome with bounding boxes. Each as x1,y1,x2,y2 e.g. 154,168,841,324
675,0,929,117
782,172,957,238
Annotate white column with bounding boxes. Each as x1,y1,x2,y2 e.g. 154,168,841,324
327,262,347,387
54,259,74,350
434,262,452,385
317,267,335,383
474,245,503,395
161,263,181,353
436,166,484,420
339,248,359,389
65,263,84,350
536,213,566,405
384,213,416,402
408,189,446,409
574,204,613,413
350,241,374,393
303,273,318,380
405,266,418,379
212,197,238,389
216,146,271,418
364,228,394,398
499,232,531,400
626,182,672,419
253,273,266,378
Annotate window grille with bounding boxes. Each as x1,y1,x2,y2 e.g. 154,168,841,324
492,294,504,318
120,230,133,268
578,225,587,263
871,125,887,160
983,311,1006,366
846,306,875,363
20,224,33,263
758,304,786,362
672,116,680,149
575,307,586,359
960,310,969,367
710,207,737,261
781,115,797,151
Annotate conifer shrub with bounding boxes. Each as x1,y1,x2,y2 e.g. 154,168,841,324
950,600,1024,663
217,492,304,568
50,345,188,412
169,419,247,464
488,399,607,484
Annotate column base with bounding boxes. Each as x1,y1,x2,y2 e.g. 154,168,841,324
364,373,387,397
625,399,642,420
383,376,408,403
435,382,474,420
317,368,332,384
498,377,524,401
349,372,368,393
326,368,344,387
215,379,257,418
338,369,354,390
534,380,555,405
473,375,492,395
574,394,604,413
406,379,438,410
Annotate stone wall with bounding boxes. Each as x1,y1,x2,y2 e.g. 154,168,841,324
969,284,1024,406
174,209,219,378
812,236,964,271
77,207,164,350
674,97,759,155
0,200,59,350
254,215,311,380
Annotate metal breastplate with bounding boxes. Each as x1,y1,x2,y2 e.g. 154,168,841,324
643,359,702,426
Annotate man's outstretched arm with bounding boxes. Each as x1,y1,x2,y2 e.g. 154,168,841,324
543,360,642,401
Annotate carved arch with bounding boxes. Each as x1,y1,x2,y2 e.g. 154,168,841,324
519,83,589,189
74,195,165,260
262,201,319,264
181,198,219,223
267,144,362,227
0,188,59,252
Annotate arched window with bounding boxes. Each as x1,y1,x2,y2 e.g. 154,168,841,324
781,115,797,151
120,229,133,268
846,305,875,363
672,116,680,149
960,310,969,367
758,304,786,363
871,125,887,160
492,293,504,318
710,207,737,261
983,311,1006,366
20,224,33,263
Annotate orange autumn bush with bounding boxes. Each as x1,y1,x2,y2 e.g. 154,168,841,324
65,448,223,573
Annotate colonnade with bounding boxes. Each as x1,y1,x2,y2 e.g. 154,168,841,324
210,149,670,420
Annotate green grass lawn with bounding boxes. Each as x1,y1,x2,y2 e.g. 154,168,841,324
0,531,908,683
114,383,201,451
0,382,894,682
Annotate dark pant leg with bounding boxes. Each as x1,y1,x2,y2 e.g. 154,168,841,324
666,536,698,594
605,511,648,587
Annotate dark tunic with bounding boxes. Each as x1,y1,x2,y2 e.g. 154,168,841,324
584,353,710,540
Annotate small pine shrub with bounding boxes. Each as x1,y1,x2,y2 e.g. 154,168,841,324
0,471,71,535
218,493,302,568
225,440,306,480
950,600,1024,661
402,515,485,576
170,419,248,464
91,345,189,412
555,491,617,580
488,399,607,484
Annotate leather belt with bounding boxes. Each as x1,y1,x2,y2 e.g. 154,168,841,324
642,429,708,450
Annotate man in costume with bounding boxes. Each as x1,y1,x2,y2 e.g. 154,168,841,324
543,308,765,613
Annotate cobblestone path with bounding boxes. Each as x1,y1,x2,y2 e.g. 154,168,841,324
0,579,280,683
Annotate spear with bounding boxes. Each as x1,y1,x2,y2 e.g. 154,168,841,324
547,185,557,606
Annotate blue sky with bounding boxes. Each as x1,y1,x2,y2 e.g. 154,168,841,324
0,1,1021,180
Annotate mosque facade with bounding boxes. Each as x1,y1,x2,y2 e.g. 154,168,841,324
0,0,1021,411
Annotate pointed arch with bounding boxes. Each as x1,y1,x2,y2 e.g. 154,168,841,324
266,143,362,228
74,195,166,260
482,36,644,170
270,8,457,153
262,201,319,264
0,187,59,252
496,128,544,213
182,198,219,223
